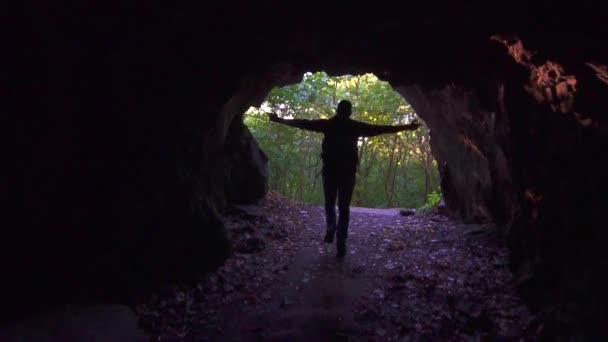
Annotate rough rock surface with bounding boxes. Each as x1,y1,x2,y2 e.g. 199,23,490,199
401,84,512,224
9,2,608,339
224,121,269,205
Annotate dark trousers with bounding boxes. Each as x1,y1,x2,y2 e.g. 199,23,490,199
322,165,356,242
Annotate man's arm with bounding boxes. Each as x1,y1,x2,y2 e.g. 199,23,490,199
267,113,327,132
356,120,422,137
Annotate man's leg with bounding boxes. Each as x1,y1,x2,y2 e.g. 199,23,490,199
336,171,356,256
322,168,338,243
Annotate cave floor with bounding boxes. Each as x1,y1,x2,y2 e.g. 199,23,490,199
137,192,537,341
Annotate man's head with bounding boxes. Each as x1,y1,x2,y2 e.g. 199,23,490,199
336,100,352,118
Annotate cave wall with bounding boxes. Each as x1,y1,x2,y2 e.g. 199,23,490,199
221,64,303,206
495,39,608,338
224,121,269,204
10,1,608,337
399,84,513,224
397,39,608,338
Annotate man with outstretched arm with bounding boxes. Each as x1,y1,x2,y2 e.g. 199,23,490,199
267,100,421,257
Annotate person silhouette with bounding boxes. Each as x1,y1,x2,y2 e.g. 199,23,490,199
267,100,421,257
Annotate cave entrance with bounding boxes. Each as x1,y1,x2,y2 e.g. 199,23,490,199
244,71,441,210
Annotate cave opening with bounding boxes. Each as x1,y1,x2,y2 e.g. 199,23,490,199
142,64,538,340
243,71,442,210
7,2,608,340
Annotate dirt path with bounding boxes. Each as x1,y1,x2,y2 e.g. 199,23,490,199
350,207,402,216
137,195,537,341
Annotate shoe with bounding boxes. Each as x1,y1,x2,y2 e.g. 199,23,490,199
324,229,335,243
336,239,346,257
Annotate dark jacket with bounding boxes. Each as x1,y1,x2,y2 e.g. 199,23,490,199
276,115,414,171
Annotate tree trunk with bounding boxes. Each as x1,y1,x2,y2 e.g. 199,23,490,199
354,139,367,206
384,135,398,207
423,165,430,203
389,148,400,207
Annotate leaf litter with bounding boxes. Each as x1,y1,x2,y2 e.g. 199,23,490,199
136,192,539,341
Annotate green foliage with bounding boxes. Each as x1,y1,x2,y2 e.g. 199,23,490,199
244,72,441,208
418,191,443,211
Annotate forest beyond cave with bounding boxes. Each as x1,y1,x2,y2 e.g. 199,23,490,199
245,72,441,209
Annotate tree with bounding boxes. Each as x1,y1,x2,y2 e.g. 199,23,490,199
244,72,441,208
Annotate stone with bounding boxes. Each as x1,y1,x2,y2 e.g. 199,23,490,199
224,122,269,205
228,204,266,218
234,235,267,254
436,201,449,215
399,209,417,216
